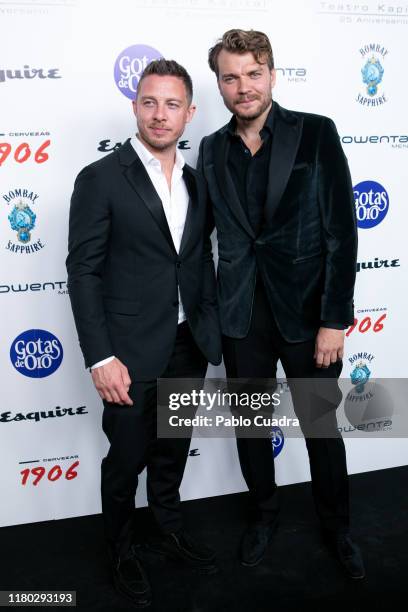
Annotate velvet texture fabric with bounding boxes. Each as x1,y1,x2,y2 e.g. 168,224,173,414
198,102,357,342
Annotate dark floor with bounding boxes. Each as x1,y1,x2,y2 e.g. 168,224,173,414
1,466,408,611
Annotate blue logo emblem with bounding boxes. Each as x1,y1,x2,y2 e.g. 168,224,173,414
271,426,284,458
357,44,388,107
362,56,384,97
114,44,163,100
353,181,389,229
8,199,36,243
10,329,63,378
350,362,371,394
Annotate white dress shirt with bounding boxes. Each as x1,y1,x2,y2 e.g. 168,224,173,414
91,134,189,370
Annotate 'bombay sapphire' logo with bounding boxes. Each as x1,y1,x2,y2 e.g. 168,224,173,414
353,181,389,229
357,44,388,107
114,44,163,100
8,199,36,243
271,426,284,458
3,188,45,254
10,329,63,378
351,362,371,394
362,57,384,97
349,352,375,394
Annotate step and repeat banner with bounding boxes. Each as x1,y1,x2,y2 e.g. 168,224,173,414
1,0,407,526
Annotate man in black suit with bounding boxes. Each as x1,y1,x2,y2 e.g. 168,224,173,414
67,59,221,607
198,29,365,578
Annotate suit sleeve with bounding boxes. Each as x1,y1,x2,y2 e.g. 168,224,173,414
197,137,217,306
195,141,222,364
317,118,357,326
66,165,114,368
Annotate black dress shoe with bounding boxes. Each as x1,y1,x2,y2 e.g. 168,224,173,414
326,533,365,579
112,545,151,607
147,529,217,572
239,521,277,567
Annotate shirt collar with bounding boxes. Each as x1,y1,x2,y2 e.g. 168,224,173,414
130,133,185,171
227,102,276,139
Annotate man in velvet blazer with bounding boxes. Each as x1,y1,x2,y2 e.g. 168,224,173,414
67,60,221,607
198,29,364,579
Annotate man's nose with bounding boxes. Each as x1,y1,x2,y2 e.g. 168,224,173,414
153,104,167,121
237,77,251,94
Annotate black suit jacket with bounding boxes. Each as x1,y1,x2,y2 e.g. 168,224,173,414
66,140,222,380
197,101,357,342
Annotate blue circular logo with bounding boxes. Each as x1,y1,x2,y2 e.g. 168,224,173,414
271,426,284,458
114,44,163,100
353,180,389,229
10,329,63,378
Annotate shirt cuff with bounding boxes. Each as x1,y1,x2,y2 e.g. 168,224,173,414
321,322,347,330
90,356,115,370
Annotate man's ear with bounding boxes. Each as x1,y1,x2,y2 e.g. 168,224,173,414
270,68,277,89
186,104,197,124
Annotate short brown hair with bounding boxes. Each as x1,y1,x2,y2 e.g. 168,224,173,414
208,29,274,77
137,58,193,103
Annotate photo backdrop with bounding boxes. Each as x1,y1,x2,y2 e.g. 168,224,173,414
1,0,407,526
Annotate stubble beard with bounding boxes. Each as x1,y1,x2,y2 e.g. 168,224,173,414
233,92,272,123
137,123,180,153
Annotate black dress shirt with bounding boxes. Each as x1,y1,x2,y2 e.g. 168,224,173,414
227,104,275,236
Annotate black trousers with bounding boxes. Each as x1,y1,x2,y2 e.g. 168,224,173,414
222,281,349,533
101,321,207,561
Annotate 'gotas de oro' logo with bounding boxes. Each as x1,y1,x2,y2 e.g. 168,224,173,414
357,44,388,107
3,188,45,254
10,329,63,378
114,44,163,100
271,426,284,458
353,181,389,229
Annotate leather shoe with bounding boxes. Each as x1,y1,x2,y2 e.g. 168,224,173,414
112,545,151,607
239,521,277,567
326,533,365,579
147,529,217,573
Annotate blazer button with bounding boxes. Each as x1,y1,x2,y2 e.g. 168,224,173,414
176,261,181,268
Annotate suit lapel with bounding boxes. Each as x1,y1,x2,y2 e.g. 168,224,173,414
214,130,255,239
264,104,303,225
179,166,197,255
118,140,176,252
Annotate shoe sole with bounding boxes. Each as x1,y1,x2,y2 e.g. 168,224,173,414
145,543,218,574
113,576,152,608
345,570,366,580
240,556,264,567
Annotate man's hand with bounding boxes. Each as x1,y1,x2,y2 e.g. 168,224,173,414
91,358,133,405
314,327,344,369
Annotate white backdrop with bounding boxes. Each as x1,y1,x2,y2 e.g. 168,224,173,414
1,0,407,527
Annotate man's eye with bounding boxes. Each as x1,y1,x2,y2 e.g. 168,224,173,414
168,103,179,109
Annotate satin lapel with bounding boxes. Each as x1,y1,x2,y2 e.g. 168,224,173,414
264,109,303,225
213,130,255,239
179,166,196,255
122,152,176,252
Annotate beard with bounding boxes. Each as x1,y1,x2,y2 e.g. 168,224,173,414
137,123,181,152
230,91,272,122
